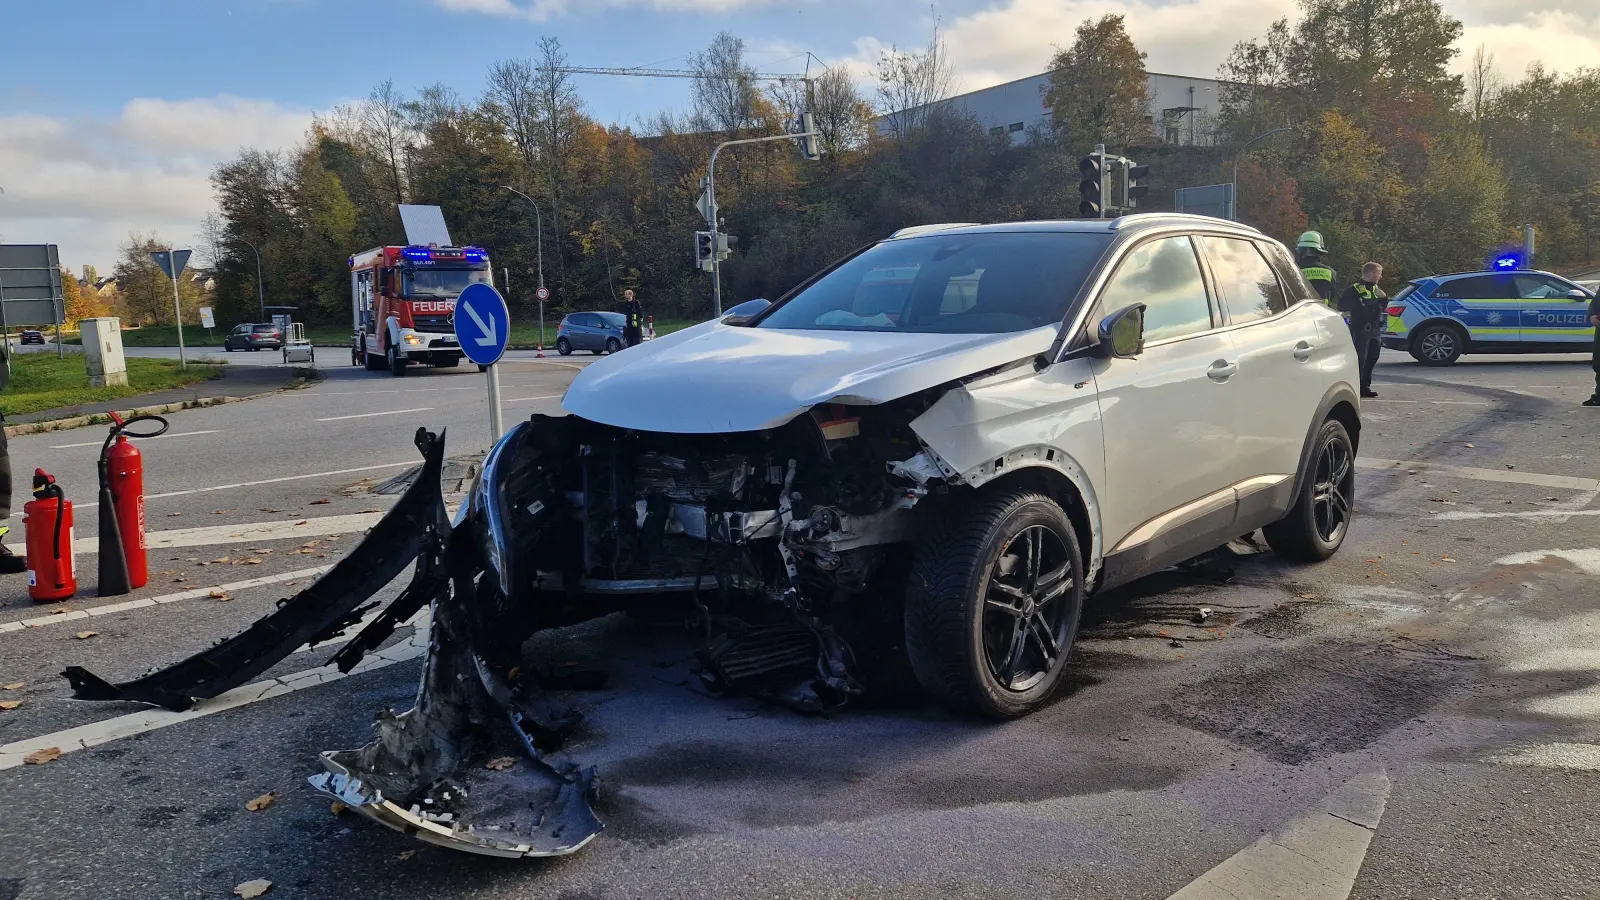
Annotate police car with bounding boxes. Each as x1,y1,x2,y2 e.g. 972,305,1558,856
1381,267,1596,366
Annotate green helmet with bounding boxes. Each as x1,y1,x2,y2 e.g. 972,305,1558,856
1296,231,1326,252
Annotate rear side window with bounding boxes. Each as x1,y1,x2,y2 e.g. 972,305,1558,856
1391,284,1417,302
1099,236,1214,342
1436,275,1510,299
1198,236,1289,324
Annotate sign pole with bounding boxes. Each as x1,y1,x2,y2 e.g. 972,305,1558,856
486,363,504,441
0,276,10,378
169,248,187,370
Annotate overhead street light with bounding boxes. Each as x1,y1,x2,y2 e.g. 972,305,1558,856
1231,126,1293,221
500,185,548,347
231,236,267,322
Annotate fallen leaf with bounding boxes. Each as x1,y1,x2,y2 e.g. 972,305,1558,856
1297,593,1318,600
213,510,228,515
210,590,231,601
330,801,348,815
1505,464,1515,470
295,520,308,526
309,499,331,505
50,607,72,615
396,850,417,861
316,554,328,559
167,512,182,517
242,558,264,565
74,631,98,639
484,756,517,771
259,507,283,513
301,541,320,548
0,700,21,710
359,508,383,514
1,682,22,690
251,548,274,554
174,577,188,583
234,879,272,898
24,747,61,764
1465,443,1475,448
245,791,277,811
213,556,231,564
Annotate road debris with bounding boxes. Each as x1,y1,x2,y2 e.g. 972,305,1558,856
309,499,331,505
24,747,61,765
210,590,231,601
2,682,23,690
245,791,277,811
1193,607,1213,624
396,851,417,861
233,879,272,898
74,631,98,640
0,700,22,710
330,801,348,815
484,756,517,771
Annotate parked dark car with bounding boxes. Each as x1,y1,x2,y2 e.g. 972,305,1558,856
18,330,45,345
555,311,627,355
224,323,283,351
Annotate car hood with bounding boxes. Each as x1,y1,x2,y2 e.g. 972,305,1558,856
560,320,1057,433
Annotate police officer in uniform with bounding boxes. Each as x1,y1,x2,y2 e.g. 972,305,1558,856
1584,289,1600,408
0,344,24,574
1338,261,1387,399
1295,231,1337,307
622,289,644,348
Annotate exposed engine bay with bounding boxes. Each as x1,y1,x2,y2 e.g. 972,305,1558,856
62,400,970,858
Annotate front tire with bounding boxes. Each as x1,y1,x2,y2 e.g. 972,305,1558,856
388,345,407,377
1410,324,1464,366
1263,418,1355,562
605,337,622,354
905,488,1084,719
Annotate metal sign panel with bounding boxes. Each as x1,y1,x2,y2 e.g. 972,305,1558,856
199,307,216,329
399,205,453,247
1175,183,1234,219
454,282,509,366
0,243,65,326
151,248,191,281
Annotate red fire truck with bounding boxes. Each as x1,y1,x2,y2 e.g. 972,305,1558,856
349,244,492,375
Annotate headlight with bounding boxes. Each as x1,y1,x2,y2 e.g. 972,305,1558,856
404,334,423,346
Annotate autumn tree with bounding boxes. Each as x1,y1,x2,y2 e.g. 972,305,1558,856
113,234,206,326
875,21,957,140
1043,14,1151,150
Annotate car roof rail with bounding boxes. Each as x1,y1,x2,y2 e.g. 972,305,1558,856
887,223,981,239
1110,212,1260,233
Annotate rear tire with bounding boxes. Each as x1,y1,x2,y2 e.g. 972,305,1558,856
556,337,572,356
905,488,1084,719
1263,418,1355,562
1410,323,1464,366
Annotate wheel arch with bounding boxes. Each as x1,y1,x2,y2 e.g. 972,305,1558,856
1409,316,1469,348
948,453,1102,589
1289,385,1361,500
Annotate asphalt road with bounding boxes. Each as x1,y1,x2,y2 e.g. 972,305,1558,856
2,347,1599,899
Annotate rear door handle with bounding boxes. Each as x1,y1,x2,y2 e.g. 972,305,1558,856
1207,360,1239,381
1293,341,1314,361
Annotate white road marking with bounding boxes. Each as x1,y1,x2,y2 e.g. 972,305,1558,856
2,510,386,560
1166,770,1390,900
49,430,220,450
0,616,429,771
145,462,416,499
0,566,333,635
1493,548,1600,574
1433,509,1600,521
309,389,402,395
316,407,434,421
1364,399,1490,406
1359,457,1600,492
1491,743,1600,771
503,394,563,403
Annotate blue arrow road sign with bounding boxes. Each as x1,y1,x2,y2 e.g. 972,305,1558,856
454,282,510,366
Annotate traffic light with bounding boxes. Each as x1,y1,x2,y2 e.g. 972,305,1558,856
1122,162,1151,209
716,233,737,261
1078,155,1105,218
798,112,822,161
695,231,715,270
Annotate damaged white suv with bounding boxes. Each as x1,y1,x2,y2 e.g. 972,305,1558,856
69,213,1360,858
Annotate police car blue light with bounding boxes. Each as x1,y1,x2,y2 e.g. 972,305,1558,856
1380,268,1596,366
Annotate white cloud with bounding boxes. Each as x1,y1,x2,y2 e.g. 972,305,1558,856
430,0,789,21
0,96,312,272
1456,9,1600,79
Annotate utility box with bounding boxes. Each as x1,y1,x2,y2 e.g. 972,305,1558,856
80,317,128,387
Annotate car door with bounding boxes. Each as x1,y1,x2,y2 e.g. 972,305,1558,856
1431,274,1519,344
1091,234,1242,568
227,325,248,349
1513,273,1596,346
1196,234,1324,491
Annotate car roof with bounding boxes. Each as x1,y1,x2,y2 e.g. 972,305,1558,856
885,214,1262,241
1427,268,1563,282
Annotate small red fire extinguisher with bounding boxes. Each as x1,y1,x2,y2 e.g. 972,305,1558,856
24,469,76,602
97,412,167,596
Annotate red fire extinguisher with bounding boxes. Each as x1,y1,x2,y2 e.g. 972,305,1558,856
25,469,76,602
97,412,167,596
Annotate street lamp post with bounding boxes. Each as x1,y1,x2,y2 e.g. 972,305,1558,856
500,186,547,347
1231,126,1293,221
233,237,266,322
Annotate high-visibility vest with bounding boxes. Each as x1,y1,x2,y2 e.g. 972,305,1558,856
1301,265,1335,305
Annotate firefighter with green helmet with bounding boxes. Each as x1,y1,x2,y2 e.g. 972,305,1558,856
1295,231,1336,306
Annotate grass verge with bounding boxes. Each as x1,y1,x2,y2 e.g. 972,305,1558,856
1,355,223,417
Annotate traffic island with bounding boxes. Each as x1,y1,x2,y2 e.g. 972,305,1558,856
3,362,313,436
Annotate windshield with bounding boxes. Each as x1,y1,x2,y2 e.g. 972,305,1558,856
758,231,1111,334
404,267,490,298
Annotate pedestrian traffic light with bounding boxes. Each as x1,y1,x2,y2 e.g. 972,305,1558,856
798,112,822,161
695,231,714,268
1123,162,1151,209
1078,155,1105,218
716,233,736,261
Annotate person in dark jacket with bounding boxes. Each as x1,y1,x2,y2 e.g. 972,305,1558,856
1338,261,1388,400
1585,290,1600,408
622,289,644,348
0,344,23,573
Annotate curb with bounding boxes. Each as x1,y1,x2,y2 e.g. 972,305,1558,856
4,375,319,438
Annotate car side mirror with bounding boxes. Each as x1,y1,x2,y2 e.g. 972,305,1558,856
1095,303,1146,359
722,298,770,326
1567,288,1590,301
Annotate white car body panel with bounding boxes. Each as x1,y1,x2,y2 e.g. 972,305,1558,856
561,319,1058,433
1225,303,1333,482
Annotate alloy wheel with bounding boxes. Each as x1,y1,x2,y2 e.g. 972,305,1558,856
982,524,1076,692
1311,434,1354,544
1420,330,1455,361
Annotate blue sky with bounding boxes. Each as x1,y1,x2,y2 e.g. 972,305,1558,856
1,0,1593,271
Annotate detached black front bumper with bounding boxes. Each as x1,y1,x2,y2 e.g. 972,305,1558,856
62,427,603,858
